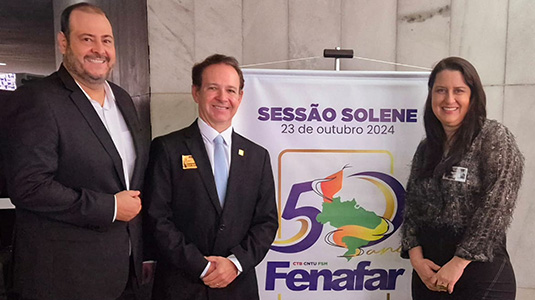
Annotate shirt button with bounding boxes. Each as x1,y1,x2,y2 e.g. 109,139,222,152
219,224,226,231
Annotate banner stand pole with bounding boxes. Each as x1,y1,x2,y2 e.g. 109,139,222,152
323,47,354,71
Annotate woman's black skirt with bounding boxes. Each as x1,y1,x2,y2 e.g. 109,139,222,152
412,227,516,300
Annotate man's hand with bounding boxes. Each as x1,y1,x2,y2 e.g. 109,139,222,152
202,256,238,288
115,190,141,221
204,260,216,278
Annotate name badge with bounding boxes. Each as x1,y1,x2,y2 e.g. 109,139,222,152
443,166,467,182
182,155,198,169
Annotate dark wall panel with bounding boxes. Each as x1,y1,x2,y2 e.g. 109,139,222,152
0,0,55,75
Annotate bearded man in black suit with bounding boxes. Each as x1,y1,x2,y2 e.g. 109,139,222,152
6,3,150,299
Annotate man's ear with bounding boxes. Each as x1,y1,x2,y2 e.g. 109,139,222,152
237,89,244,103
57,32,68,54
192,85,200,104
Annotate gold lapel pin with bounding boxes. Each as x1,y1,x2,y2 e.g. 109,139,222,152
182,155,198,169
238,149,245,156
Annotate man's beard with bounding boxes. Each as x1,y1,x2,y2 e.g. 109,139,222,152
63,46,113,85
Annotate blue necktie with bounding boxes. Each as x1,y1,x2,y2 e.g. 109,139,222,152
213,135,228,206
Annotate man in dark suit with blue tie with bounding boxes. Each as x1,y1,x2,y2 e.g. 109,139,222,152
6,3,150,299
144,54,278,300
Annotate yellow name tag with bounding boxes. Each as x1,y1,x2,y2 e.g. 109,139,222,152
182,155,197,169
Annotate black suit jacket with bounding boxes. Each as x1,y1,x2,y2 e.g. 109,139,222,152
0,90,15,249
144,121,278,300
0,89,14,197
6,65,150,300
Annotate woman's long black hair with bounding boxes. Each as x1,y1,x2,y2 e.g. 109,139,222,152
420,57,487,178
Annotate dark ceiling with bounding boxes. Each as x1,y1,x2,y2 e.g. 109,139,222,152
0,0,56,75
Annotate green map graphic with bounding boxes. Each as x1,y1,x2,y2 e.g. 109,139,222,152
316,197,383,260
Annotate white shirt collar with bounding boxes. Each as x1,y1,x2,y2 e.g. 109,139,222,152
74,80,116,108
197,118,233,146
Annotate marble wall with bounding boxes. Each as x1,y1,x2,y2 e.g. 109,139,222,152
147,0,535,296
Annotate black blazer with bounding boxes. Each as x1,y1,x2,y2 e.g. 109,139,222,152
144,121,278,300
6,65,150,300
0,89,14,197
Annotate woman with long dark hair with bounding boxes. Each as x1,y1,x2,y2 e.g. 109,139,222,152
401,57,524,299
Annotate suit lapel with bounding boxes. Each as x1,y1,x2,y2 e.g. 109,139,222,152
58,65,126,189
113,85,145,189
224,131,248,211
184,122,222,214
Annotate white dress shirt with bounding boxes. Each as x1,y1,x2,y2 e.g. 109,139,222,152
197,118,232,174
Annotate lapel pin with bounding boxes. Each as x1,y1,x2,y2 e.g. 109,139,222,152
238,149,245,156
182,155,198,169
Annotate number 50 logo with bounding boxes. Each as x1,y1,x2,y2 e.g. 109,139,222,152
271,164,405,258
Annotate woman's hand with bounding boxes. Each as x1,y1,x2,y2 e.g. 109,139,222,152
409,247,442,291
435,256,471,294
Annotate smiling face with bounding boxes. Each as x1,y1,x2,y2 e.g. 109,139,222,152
431,70,471,138
192,63,243,132
58,9,115,88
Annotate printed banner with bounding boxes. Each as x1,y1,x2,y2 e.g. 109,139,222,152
234,69,429,300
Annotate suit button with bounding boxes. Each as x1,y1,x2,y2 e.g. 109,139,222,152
219,224,225,231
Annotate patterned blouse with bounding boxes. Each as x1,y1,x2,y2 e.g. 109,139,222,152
401,119,524,262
